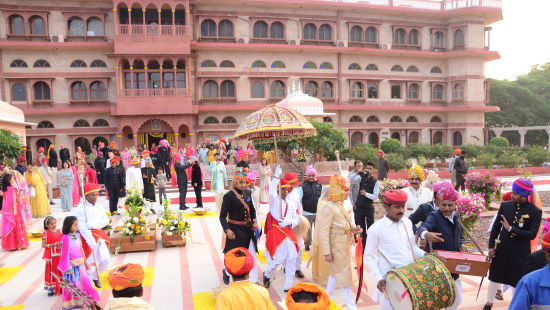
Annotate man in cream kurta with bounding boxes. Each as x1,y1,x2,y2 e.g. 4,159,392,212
125,159,144,192
39,158,54,204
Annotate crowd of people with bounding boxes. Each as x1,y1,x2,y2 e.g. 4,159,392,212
1,138,550,310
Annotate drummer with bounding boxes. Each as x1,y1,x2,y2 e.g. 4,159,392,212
418,187,464,310
364,189,425,310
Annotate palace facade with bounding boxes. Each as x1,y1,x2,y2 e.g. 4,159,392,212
0,0,502,157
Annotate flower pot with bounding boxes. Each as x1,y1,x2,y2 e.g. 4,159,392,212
109,229,156,253
161,232,186,248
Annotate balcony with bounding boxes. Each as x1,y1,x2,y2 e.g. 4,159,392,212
114,24,190,54
308,0,501,11
115,88,195,115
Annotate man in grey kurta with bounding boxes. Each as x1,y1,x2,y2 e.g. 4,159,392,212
376,151,389,180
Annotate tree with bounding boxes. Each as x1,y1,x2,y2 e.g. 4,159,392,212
489,137,510,147
0,129,23,164
380,138,402,153
347,144,378,164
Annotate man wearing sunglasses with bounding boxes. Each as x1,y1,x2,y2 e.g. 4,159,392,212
402,165,432,217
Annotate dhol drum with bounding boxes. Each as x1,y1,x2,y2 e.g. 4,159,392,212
385,255,456,310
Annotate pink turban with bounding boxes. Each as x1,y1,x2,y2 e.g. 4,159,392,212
432,181,452,193
436,187,459,202
305,165,318,177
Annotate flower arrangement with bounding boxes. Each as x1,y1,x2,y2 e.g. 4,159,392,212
104,211,113,232
456,192,486,232
423,170,440,189
465,172,504,207
378,178,410,201
157,200,191,237
120,186,151,238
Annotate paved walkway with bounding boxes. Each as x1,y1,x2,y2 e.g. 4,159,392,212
4,174,547,309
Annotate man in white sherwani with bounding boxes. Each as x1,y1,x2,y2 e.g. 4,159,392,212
402,165,433,217
125,157,144,192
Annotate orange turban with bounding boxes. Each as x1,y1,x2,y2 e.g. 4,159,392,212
108,263,145,291
286,283,332,310
224,247,254,276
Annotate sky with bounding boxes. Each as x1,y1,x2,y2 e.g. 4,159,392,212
485,0,550,80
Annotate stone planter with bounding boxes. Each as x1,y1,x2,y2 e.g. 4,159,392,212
161,231,186,248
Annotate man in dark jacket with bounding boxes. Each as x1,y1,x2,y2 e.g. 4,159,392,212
300,166,322,252
47,145,58,169
104,157,125,214
354,161,379,248
15,156,27,176
453,150,468,191
523,248,548,277
418,186,464,310
483,178,542,310
174,154,194,210
157,143,170,180
190,157,203,208
409,181,452,233
94,152,106,185
59,144,70,164
376,150,389,180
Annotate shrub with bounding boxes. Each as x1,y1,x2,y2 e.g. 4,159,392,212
428,144,453,163
526,146,550,166
459,144,483,158
496,152,526,168
380,138,402,154
403,143,430,159
349,144,378,164
387,153,405,172
489,137,510,147
476,153,496,168
483,144,506,157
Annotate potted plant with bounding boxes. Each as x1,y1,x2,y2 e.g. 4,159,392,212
157,200,191,247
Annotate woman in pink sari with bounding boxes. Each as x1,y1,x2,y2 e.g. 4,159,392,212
1,171,30,251
70,160,81,207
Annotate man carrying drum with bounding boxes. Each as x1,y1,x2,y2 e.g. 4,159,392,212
418,187,464,310
364,189,425,310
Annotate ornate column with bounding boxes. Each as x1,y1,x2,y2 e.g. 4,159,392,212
518,129,527,147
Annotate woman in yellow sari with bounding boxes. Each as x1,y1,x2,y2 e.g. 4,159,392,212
25,166,51,217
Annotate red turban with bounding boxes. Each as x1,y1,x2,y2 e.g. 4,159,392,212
174,154,181,162
41,157,48,163
284,172,300,185
377,150,385,155
224,247,254,276
384,189,408,206
542,232,550,249
108,263,145,291
84,183,101,196
280,178,291,189
18,156,26,163
38,147,45,153
502,191,512,201
110,141,117,149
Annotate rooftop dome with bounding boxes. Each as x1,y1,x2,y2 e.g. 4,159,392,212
276,83,334,116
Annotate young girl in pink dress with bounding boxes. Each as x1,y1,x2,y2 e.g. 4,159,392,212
1,172,29,251
42,216,62,296
58,216,99,309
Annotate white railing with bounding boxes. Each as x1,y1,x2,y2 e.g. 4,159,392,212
117,25,188,36
322,0,501,10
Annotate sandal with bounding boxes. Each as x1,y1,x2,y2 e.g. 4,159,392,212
495,289,503,300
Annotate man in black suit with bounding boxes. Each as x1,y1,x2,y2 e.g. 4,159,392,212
190,157,203,208
174,154,194,210
354,161,379,248
47,144,58,169
59,144,70,163
104,157,125,214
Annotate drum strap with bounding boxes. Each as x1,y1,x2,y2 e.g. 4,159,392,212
402,222,417,261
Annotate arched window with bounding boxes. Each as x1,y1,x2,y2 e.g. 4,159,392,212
348,63,361,70
203,80,218,98
319,62,333,69
305,81,318,97
408,83,419,99
33,81,50,100
432,84,444,100
271,61,285,68
365,27,377,43
252,60,266,68
204,116,219,124
160,7,173,25
454,29,465,46
71,60,87,68
251,81,265,98
9,15,25,35
453,131,463,146
433,131,443,144
391,132,401,140
349,116,363,123
369,132,379,147
453,84,464,100
366,64,378,71
304,23,317,40
201,60,217,68
90,60,107,67
87,17,104,36
201,19,216,37
431,66,442,73
323,117,332,123
220,80,235,97
391,65,403,72
174,6,185,25
75,137,91,154
430,116,442,123
366,115,379,123
130,5,143,24
433,31,445,47
319,24,332,41
220,60,235,68
34,60,50,68
90,81,107,99
351,132,363,146
218,20,233,37
368,82,378,99
351,82,364,98
303,61,317,69
394,28,406,44
29,16,45,35
320,81,333,98
270,22,284,39
222,116,237,124
270,80,285,97
12,83,26,101
409,29,420,45
37,120,54,128
73,119,90,127
390,116,402,123
10,59,28,68
391,84,401,99
176,60,186,88
350,26,363,42
253,21,268,38
409,131,419,144
93,119,109,127
71,81,88,100
406,116,418,123
406,66,419,72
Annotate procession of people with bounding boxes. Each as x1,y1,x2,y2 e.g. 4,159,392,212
1,137,549,310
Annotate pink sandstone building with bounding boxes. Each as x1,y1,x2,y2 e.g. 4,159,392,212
0,0,502,157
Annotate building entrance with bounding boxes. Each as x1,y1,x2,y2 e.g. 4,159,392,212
139,132,174,149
